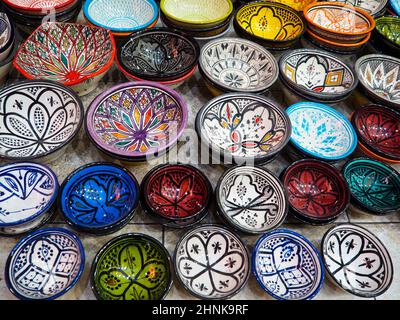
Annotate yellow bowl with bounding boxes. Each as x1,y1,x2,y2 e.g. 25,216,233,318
269,0,317,11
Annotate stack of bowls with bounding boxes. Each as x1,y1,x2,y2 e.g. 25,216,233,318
303,2,375,53
0,10,15,85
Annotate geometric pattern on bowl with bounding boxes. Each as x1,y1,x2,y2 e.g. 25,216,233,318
2,0,75,10
253,229,324,300
325,0,388,16
322,224,393,298
199,37,279,93
174,224,250,299
0,80,83,160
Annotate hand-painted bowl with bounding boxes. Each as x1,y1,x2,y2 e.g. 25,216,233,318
0,40,17,86
343,158,400,215
374,16,400,54
352,105,400,163
14,22,115,96
91,233,172,300
280,49,358,102
391,0,400,16
174,224,250,300
216,166,288,234
85,82,188,163
117,28,200,82
196,93,291,165
234,1,305,50
0,80,84,162
2,0,76,14
0,162,58,236
322,224,393,298
355,54,400,109
287,102,357,161
253,229,324,300
325,0,388,17
268,0,316,11
199,37,279,94
282,159,350,224
5,228,85,300
84,0,159,35
0,12,14,62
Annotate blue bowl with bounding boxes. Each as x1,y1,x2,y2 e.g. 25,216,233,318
390,0,400,16
59,163,139,235
5,228,85,300
287,102,357,161
252,229,324,300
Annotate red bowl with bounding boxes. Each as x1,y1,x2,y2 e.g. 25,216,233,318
3,0,76,13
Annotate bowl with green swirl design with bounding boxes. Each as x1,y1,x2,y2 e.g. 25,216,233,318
91,233,173,300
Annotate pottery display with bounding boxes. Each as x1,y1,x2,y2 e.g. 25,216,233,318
373,16,400,56
326,0,388,17
91,233,172,300
322,224,393,298
174,224,250,299
253,229,324,300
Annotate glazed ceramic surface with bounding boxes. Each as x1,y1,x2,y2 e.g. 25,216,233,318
0,80,83,161
343,158,400,214
326,0,388,16
86,82,188,160
391,0,400,16
3,0,75,10
0,13,12,52
199,38,279,93
253,229,324,300
269,0,316,11
287,102,357,161
376,17,400,47
5,228,85,300
196,93,291,163
175,225,250,299
322,224,393,298
91,234,172,300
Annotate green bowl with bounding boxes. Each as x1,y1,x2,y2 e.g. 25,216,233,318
375,16,400,51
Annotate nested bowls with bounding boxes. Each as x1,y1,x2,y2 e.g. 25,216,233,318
59,163,139,235
199,38,279,95
343,158,400,215
14,22,115,96
216,166,288,234
374,16,400,55
326,0,388,17
5,228,85,300
85,82,188,163
196,93,291,165
91,233,172,300
322,224,393,298
0,80,84,162
253,229,324,300
234,1,306,50
280,49,358,102
287,102,357,161
174,224,250,300
282,159,350,224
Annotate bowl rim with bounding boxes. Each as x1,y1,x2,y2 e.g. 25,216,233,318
4,227,85,300
83,0,159,33
13,22,116,87
321,223,394,298
85,81,188,159
357,139,400,165
0,162,59,228
58,162,140,234
199,37,279,93
0,11,15,54
173,223,251,300
303,1,376,36
286,101,358,161
215,165,289,234
0,79,84,161
252,228,325,300
324,0,389,17
306,28,372,47
2,0,76,12
90,232,173,300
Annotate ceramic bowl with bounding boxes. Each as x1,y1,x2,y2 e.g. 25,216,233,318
355,54,400,109
282,159,350,224
2,0,76,13
5,228,85,300
174,224,250,299
287,102,357,161
117,28,200,82
267,0,316,11
85,82,188,163
322,224,393,298
0,12,14,62
84,0,158,35
374,16,400,54
253,229,324,300
91,233,172,300
343,158,400,215
140,164,212,228
0,80,84,162
216,166,288,234
234,1,305,50
0,41,16,86
14,22,115,96
199,37,279,94
325,0,388,17
280,49,358,102
196,93,291,165
391,0,400,16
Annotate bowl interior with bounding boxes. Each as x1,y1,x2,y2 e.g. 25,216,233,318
376,17,400,46
326,0,388,16
92,234,171,300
